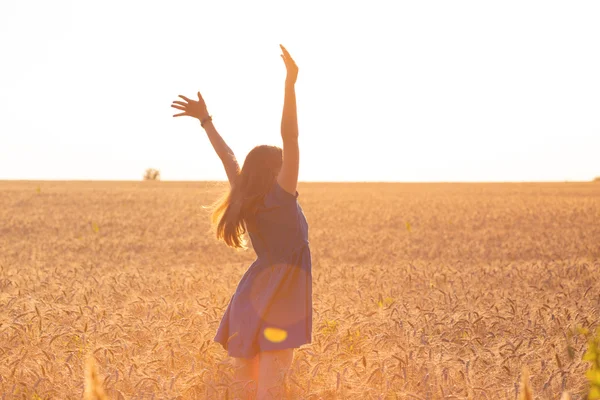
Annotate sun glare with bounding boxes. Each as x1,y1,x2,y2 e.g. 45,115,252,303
264,327,288,343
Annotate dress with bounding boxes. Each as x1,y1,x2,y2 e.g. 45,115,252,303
214,181,312,359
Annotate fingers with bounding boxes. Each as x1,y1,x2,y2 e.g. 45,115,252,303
280,53,293,66
279,44,295,62
173,92,204,117
279,44,290,57
279,47,297,72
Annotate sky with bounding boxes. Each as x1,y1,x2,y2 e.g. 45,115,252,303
0,0,599,182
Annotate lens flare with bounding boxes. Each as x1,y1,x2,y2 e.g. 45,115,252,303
264,327,288,343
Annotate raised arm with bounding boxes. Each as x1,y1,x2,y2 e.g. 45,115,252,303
277,45,300,195
201,119,240,185
171,92,240,186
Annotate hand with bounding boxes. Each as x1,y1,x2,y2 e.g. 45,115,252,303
171,92,210,120
280,44,298,85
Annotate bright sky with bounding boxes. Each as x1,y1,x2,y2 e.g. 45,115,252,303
1,0,598,182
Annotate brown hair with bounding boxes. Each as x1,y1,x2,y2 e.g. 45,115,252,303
212,145,283,248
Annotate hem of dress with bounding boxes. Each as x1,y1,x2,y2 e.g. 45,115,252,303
213,337,312,359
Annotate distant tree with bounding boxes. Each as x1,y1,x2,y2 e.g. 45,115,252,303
143,168,161,181
594,176,600,183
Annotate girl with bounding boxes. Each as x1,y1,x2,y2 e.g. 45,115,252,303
171,45,311,399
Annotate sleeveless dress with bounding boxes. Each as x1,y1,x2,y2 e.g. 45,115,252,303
214,182,312,359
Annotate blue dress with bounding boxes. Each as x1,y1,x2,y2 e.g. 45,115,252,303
214,182,312,359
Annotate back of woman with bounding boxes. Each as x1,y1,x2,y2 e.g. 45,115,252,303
251,181,309,263
223,179,312,360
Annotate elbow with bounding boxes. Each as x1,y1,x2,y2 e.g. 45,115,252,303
281,128,299,142
218,147,234,161
281,134,298,142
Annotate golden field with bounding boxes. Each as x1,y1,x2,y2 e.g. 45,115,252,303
1,181,599,399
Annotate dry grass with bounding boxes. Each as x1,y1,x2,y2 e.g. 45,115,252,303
0,181,599,399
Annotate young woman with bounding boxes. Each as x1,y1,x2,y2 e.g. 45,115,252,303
171,45,311,399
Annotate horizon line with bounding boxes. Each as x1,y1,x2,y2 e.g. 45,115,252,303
1,179,598,184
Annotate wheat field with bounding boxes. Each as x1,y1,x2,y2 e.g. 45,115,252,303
1,181,599,399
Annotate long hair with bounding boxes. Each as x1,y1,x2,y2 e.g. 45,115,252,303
212,145,283,248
